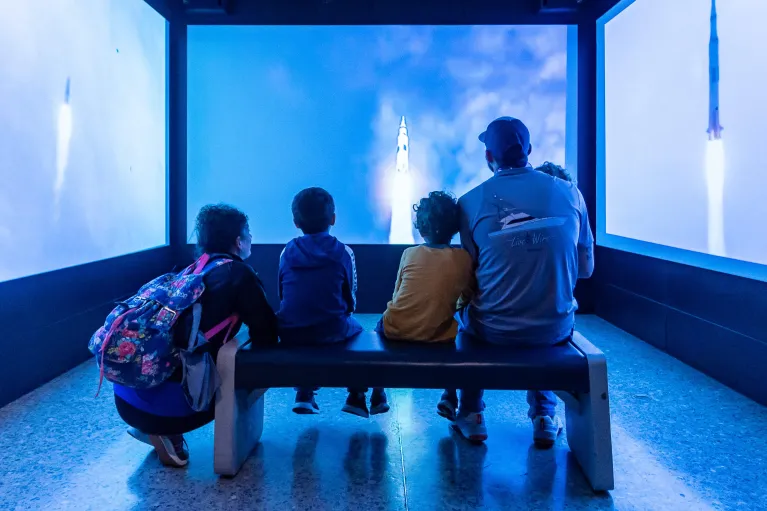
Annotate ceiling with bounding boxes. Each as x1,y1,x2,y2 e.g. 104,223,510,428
145,0,622,25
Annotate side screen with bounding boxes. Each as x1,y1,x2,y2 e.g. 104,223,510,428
598,0,767,281
0,0,167,282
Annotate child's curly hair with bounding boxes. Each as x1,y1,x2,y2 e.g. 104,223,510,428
535,161,573,182
413,191,460,245
195,203,249,255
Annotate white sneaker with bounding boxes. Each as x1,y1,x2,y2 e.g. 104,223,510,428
451,412,488,443
532,415,563,449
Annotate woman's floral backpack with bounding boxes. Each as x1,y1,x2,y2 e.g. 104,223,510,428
88,254,238,394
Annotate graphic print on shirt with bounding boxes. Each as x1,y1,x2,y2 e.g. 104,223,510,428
488,195,565,246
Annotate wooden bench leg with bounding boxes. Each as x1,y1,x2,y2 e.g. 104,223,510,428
555,332,615,491
214,332,266,477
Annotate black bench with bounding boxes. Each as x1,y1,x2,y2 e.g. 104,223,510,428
213,329,614,491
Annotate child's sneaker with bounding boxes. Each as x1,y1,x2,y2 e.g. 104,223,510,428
342,392,370,418
451,412,488,444
293,390,320,415
437,392,458,421
532,415,563,449
370,389,390,415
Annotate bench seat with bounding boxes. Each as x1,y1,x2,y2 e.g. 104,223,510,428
235,331,590,393
214,328,614,492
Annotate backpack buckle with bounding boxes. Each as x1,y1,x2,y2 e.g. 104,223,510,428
160,306,178,323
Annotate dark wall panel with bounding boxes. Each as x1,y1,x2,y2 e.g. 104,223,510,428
594,245,767,405
0,247,175,407
594,247,670,304
596,284,668,352
183,243,595,317
180,244,406,313
2,304,116,407
666,310,767,406
350,245,405,313
664,264,767,343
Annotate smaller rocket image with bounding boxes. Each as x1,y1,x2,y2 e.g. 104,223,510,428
705,0,726,257
388,116,415,244
707,0,723,140
54,77,73,221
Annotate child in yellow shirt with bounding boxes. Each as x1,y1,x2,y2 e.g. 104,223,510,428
378,191,474,342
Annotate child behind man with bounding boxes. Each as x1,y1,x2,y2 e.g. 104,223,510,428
278,187,388,419
535,161,573,182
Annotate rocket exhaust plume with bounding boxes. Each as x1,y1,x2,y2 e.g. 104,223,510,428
388,116,415,244
706,139,725,256
54,77,73,221
705,0,726,256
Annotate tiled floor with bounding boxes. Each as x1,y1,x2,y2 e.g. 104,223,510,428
1,315,766,511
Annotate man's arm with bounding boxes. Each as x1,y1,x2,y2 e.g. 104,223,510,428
577,190,595,279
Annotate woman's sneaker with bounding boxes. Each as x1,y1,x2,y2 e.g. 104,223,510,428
342,392,370,418
149,435,189,468
370,389,390,415
437,393,458,421
532,416,563,449
451,412,488,444
293,390,320,415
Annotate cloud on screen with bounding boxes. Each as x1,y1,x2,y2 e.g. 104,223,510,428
365,26,568,228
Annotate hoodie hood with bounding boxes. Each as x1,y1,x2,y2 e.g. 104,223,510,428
282,232,347,269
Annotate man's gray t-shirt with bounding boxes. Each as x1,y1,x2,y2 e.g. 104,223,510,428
459,166,594,345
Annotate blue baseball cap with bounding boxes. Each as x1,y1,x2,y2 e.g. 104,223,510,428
478,117,531,165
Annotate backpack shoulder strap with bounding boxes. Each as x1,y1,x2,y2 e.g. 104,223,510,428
180,254,234,277
199,257,234,276
179,254,210,277
192,254,212,274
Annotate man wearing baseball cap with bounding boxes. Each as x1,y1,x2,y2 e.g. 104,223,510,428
439,117,594,447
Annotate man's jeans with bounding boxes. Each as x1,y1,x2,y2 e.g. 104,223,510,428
442,388,557,418
450,307,562,418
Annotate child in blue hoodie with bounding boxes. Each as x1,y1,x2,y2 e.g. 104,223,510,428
278,187,388,418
